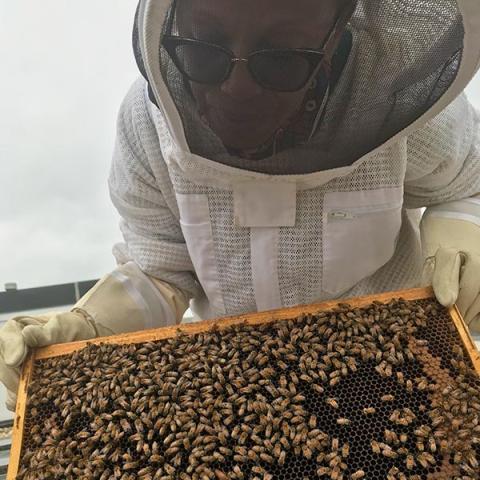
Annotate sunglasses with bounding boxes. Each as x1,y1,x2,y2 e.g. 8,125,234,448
161,1,354,93
163,36,328,92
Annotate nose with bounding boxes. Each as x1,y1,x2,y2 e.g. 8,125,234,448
220,59,263,99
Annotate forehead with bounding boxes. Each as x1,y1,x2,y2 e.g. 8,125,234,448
176,0,338,33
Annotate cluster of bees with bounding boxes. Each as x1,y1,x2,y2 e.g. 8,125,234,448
16,298,480,480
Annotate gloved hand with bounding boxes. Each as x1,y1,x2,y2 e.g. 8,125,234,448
0,262,188,411
421,198,480,334
0,311,112,411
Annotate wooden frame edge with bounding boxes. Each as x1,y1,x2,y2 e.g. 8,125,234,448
34,287,435,360
7,352,35,480
449,305,480,375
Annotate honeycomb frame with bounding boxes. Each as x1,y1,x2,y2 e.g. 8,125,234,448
7,287,480,480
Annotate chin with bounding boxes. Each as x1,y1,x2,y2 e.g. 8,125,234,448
222,135,275,152
214,123,278,152
202,107,280,151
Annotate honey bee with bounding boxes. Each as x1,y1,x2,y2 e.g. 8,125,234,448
406,454,416,470
326,398,339,409
316,466,330,476
351,470,365,479
382,446,398,459
330,377,341,387
416,378,429,390
312,384,325,395
414,425,430,437
371,440,381,454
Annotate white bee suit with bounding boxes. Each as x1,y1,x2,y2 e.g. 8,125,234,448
109,0,480,322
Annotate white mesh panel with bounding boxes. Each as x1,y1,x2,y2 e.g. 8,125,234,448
208,191,257,315
277,189,324,307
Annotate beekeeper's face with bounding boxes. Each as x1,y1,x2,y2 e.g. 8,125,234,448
174,0,342,152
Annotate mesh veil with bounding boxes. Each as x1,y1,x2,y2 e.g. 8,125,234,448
132,0,465,175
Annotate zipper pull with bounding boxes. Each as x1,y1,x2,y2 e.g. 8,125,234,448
329,211,355,220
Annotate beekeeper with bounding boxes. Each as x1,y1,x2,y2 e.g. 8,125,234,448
2,0,480,410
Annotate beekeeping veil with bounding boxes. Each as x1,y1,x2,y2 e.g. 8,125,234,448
132,0,480,175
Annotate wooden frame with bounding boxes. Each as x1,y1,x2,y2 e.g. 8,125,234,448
7,287,480,479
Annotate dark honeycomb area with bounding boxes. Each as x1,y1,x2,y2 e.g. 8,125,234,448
16,298,480,480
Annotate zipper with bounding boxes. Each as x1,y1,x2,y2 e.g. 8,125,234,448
328,203,401,221
329,211,356,220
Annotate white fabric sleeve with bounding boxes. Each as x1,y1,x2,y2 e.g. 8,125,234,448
422,197,480,225
75,262,181,331
109,262,180,328
108,79,201,302
404,93,480,208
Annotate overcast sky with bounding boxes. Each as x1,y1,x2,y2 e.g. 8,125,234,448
0,1,138,290
1,1,480,292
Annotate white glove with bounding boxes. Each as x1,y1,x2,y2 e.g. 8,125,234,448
0,311,112,411
421,197,480,334
0,262,189,411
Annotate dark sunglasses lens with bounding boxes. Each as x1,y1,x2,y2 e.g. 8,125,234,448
169,42,231,84
250,51,314,91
